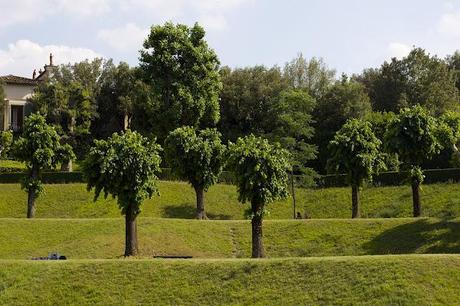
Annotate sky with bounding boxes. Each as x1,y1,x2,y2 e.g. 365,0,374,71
1,0,460,78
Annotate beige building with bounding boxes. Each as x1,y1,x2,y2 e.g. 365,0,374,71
0,54,55,132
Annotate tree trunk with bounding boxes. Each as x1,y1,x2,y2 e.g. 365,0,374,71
124,205,138,256
290,171,296,219
27,165,39,218
251,200,265,258
411,178,421,217
194,185,207,219
60,160,73,172
351,184,360,218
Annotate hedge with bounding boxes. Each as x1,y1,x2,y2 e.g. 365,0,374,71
316,168,460,188
2,168,460,187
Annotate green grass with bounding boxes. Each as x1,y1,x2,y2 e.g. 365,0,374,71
0,160,25,171
0,255,459,305
0,218,459,259
1,182,460,219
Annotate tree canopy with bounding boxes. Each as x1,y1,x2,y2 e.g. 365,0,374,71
139,22,222,141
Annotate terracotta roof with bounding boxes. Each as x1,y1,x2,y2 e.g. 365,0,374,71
0,74,39,86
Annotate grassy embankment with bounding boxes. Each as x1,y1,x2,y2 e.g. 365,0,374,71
0,217,459,259
0,255,459,305
1,182,460,219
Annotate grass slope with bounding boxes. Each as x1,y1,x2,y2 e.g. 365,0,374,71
2,182,460,219
0,255,460,305
1,218,460,259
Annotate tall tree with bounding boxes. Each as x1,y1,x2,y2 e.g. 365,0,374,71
283,53,336,99
139,22,222,142
93,61,139,138
219,65,287,142
83,130,162,256
228,135,290,258
327,119,385,218
164,127,226,219
446,51,460,92
269,89,317,178
12,113,74,218
385,105,441,217
359,48,459,113
313,75,372,172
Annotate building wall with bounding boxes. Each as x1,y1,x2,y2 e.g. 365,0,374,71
1,83,35,131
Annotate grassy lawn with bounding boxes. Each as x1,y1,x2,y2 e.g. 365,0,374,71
0,255,459,305
0,160,25,171
1,182,460,219
0,218,459,259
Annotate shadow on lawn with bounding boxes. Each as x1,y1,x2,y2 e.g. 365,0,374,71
162,203,232,220
364,219,460,254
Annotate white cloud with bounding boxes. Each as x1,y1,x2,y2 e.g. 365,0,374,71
0,40,103,77
437,12,460,37
387,42,412,59
98,23,149,52
0,0,110,29
119,0,254,31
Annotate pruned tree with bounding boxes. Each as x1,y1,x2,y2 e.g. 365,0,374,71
228,135,290,258
164,126,226,219
327,119,385,218
385,105,441,217
82,130,162,256
12,113,74,218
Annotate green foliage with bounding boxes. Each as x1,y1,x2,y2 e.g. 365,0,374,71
361,48,459,113
269,89,317,173
93,61,140,137
228,135,290,206
11,113,72,195
164,126,226,191
283,53,336,99
0,130,13,158
139,22,222,140
327,119,385,185
219,65,288,141
82,130,162,216
385,105,441,173
314,75,372,171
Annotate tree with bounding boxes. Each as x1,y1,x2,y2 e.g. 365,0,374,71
12,113,74,218
446,51,460,92
0,130,13,158
283,53,336,99
359,48,459,113
385,105,441,217
228,135,290,258
93,61,139,138
327,119,385,218
313,75,372,172
219,65,287,142
164,127,226,219
82,130,162,256
139,22,222,141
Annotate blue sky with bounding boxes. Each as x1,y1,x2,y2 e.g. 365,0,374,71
1,0,459,77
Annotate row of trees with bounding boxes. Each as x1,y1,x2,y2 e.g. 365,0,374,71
328,105,460,218
13,22,459,179
14,113,288,258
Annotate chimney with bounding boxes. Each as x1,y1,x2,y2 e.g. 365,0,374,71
49,53,53,66
32,69,36,79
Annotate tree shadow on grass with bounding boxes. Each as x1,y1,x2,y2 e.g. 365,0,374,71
364,219,460,255
162,203,232,220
